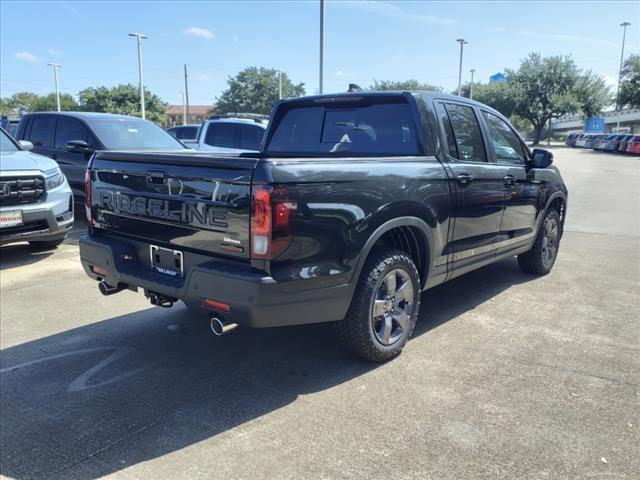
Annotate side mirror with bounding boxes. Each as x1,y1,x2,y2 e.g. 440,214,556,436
19,140,34,151
66,140,94,154
531,148,553,168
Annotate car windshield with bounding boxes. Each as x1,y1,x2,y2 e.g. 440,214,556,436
0,129,19,152
89,118,185,150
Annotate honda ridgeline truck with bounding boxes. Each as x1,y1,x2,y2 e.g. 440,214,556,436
79,92,567,361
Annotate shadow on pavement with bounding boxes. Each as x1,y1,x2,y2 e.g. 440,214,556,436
0,258,533,479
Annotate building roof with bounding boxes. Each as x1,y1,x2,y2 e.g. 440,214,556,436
166,105,211,115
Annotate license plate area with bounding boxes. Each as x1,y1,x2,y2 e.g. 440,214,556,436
150,245,183,278
0,210,23,228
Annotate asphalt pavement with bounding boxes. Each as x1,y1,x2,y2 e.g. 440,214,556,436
1,147,638,480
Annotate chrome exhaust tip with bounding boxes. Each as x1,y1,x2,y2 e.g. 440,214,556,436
210,317,238,336
98,281,124,296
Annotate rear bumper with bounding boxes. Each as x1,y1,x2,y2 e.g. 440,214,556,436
79,235,353,328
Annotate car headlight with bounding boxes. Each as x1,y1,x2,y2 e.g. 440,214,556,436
45,168,65,190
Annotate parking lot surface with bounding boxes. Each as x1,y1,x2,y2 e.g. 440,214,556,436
1,147,639,480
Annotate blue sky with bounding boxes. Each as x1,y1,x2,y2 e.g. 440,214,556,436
1,0,639,106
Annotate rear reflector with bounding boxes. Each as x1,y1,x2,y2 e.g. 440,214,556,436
202,299,231,312
84,169,92,225
91,266,107,276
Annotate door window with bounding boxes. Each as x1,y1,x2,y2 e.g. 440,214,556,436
435,102,458,158
204,123,238,148
54,117,90,149
443,104,487,162
239,124,264,150
28,116,55,147
481,111,526,165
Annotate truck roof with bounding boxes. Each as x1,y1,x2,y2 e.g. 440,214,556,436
279,90,500,113
21,111,145,121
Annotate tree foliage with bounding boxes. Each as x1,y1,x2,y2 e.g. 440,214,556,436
370,79,443,92
78,84,167,124
618,53,640,108
573,71,612,118
215,67,305,115
30,93,79,112
5,92,40,114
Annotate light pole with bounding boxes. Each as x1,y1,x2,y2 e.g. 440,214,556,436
278,70,283,99
319,0,324,94
47,63,62,111
615,21,631,129
180,91,186,125
456,38,468,96
469,68,475,100
128,32,148,119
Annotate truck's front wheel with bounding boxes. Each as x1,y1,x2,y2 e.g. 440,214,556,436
335,248,421,362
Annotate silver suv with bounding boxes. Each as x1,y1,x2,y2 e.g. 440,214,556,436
0,128,74,249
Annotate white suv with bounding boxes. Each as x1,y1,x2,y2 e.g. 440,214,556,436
190,114,268,153
0,128,73,249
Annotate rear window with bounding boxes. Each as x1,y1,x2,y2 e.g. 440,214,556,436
266,98,421,156
205,123,237,148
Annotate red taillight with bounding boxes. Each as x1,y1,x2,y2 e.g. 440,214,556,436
202,298,231,312
84,169,92,225
250,186,296,260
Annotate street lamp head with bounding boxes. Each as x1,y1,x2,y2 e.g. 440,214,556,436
47,62,62,68
456,38,468,44
470,68,476,73
620,22,631,27
128,32,148,39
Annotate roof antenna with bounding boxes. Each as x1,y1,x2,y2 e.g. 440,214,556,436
347,83,363,92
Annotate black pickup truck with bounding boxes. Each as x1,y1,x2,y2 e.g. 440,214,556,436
79,91,567,361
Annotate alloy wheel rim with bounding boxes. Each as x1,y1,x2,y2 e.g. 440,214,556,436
371,268,414,346
541,217,559,267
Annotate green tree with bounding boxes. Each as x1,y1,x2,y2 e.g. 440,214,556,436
0,97,15,115
462,80,518,118
6,92,40,114
509,53,581,144
30,93,79,112
370,79,443,92
573,71,611,117
78,84,167,124
618,53,640,108
215,67,305,115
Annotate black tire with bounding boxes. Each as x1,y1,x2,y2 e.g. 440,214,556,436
518,209,561,275
335,248,421,362
29,237,65,250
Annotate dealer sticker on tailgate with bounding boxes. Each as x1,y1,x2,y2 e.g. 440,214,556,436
0,210,23,228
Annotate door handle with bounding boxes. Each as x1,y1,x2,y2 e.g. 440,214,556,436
455,173,474,186
503,174,516,186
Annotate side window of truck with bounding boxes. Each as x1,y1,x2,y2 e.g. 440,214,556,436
28,116,55,147
480,111,526,165
54,117,91,149
443,103,487,163
239,124,264,150
435,102,458,158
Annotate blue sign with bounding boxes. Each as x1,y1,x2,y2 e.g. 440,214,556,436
490,72,507,83
585,117,605,133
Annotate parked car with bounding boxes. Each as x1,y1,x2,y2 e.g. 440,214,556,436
618,134,636,152
167,124,200,141
15,112,188,204
0,127,73,248
626,136,640,155
574,134,589,147
0,116,20,138
565,132,579,147
79,91,567,362
594,134,616,151
585,134,602,149
191,114,268,153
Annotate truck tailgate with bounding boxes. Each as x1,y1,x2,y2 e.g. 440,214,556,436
89,152,257,260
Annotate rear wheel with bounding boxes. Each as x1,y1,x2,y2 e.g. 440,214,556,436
335,248,421,362
518,209,561,275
